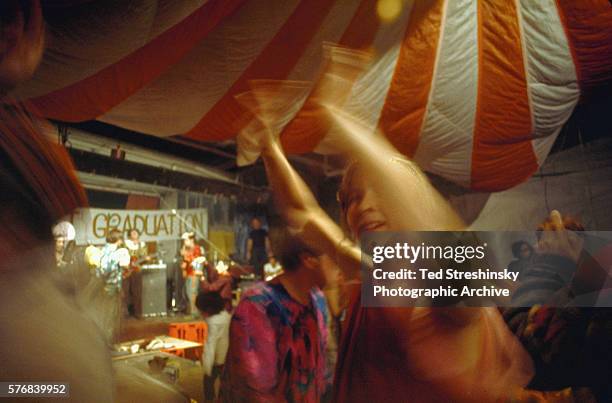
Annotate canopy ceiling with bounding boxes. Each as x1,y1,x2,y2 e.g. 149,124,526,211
12,0,612,191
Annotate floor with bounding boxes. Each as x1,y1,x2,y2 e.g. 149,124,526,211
115,314,207,402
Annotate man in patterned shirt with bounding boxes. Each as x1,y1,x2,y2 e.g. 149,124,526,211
97,228,131,295
221,235,332,402
96,228,131,341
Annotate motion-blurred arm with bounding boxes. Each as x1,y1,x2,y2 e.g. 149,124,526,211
260,137,361,279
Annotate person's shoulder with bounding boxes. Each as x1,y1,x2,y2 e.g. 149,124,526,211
233,283,278,321
240,281,276,302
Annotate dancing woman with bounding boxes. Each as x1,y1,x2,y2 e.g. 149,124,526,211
251,103,535,402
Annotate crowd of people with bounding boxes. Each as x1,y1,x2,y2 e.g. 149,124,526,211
188,117,612,402
1,1,610,402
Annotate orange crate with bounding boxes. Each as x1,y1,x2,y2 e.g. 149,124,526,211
168,321,208,360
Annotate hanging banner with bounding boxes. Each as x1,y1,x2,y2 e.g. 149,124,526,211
73,208,208,245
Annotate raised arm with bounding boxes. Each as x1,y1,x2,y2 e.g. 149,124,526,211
260,138,361,279
321,104,465,232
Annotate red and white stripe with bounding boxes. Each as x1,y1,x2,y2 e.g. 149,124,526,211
16,0,612,191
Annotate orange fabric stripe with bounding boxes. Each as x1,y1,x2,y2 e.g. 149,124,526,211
471,0,537,191
184,0,337,142
29,0,247,121
376,0,444,158
280,0,380,154
555,0,612,100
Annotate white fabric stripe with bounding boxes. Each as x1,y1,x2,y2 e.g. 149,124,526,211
413,0,478,187
14,0,207,99
515,0,536,143
315,0,416,153
519,0,580,165
100,0,301,135
239,0,365,158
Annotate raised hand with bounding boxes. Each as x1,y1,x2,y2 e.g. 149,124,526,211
536,210,584,263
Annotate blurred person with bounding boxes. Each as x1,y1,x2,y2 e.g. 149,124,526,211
97,229,130,296
196,290,231,403
124,228,149,316
180,231,204,315
508,240,535,280
510,215,586,308
504,211,612,401
262,254,282,281
51,220,93,292
96,228,130,339
319,254,347,374
0,2,113,399
125,228,149,264
54,235,66,268
245,217,271,278
221,235,332,402
0,2,187,401
52,220,76,268
200,259,234,313
85,242,103,271
246,92,538,402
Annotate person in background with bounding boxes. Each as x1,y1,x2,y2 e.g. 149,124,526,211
97,229,131,296
262,254,282,281
181,231,204,315
0,3,114,398
508,240,535,280
125,228,148,263
319,254,347,375
0,1,188,401
196,290,232,403
52,221,75,269
124,228,149,316
54,235,66,268
246,217,271,278
52,220,93,292
221,235,332,402
96,228,130,340
200,260,234,313
253,96,542,402
504,211,612,401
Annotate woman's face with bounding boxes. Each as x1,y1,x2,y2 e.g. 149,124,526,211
343,170,389,240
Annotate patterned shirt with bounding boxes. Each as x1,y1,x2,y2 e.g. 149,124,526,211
221,282,331,402
96,243,130,293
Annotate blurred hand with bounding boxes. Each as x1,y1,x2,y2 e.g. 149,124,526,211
536,210,584,263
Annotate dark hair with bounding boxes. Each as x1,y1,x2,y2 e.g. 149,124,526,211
278,235,317,273
196,291,225,316
106,229,123,244
511,241,533,259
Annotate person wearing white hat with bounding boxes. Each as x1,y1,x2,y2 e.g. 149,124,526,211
52,220,76,268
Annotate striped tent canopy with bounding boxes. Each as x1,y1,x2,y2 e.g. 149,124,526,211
13,0,612,191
